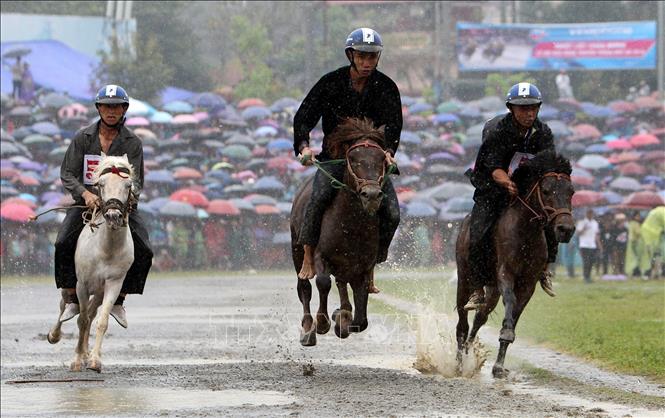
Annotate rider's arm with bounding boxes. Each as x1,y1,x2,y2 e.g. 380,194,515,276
491,168,517,196
60,132,88,201
381,80,403,157
124,134,145,197
293,76,327,157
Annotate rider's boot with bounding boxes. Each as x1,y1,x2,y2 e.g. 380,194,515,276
464,288,486,311
368,269,380,294
110,295,128,328
298,244,316,280
540,263,556,297
60,291,80,322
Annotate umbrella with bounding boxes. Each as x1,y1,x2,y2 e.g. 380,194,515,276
2,196,38,209
40,92,73,109
617,162,646,176
0,185,19,197
465,122,485,139
170,189,210,208
621,191,664,208
0,142,22,157
255,204,280,215
133,128,157,141
31,121,61,136
571,123,601,140
609,177,642,191
436,101,461,113
629,133,659,148
276,202,292,214
270,97,300,113
253,176,285,191
145,169,175,184
266,138,292,152
472,96,504,111
584,143,610,154
572,190,607,207
241,106,272,121
427,152,458,162
171,114,199,125
58,103,88,120
273,232,291,245
642,175,664,188
536,105,559,120
607,151,642,164
633,96,662,110
2,47,31,58
172,167,203,180
406,201,437,218
0,202,36,222
254,126,279,137
126,116,151,127
237,98,266,109
229,198,255,211
221,144,252,160
163,100,194,114
602,190,624,205
187,92,226,109
457,106,482,119
150,111,173,124
408,102,433,114
9,106,32,117
22,134,53,146
400,131,421,145
580,102,616,118
125,98,155,117
207,199,240,216
243,193,278,206
227,134,256,146
158,200,197,217
606,139,632,150
576,154,611,170
432,113,460,124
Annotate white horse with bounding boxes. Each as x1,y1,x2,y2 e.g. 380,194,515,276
48,154,136,373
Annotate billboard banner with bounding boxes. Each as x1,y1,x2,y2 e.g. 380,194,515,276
456,21,657,71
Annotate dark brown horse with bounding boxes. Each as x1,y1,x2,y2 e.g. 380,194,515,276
291,118,388,346
455,151,575,377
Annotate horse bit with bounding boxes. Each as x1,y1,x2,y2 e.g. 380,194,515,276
515,172,573,225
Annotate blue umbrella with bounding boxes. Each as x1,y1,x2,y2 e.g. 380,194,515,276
150,111,173,124
206,169,232,183
400,131,421,145
163,100,194,114
457,106,482,119
401,96,418,106
432,113,460,124
602,190,624,204
406,201,437,218
547,120,572,138
642,175,664,188
145,170,175,184
442,196,474,213
270,97,300,113
254,126,279,137
241,106,272,121
158,200,197,217
537,105,560,120
408,102,433,114
31,121,60,136
187,92,226,109
580,102,616,119
253,176,285,191
585,143,610,153
266,138,292,152
145,197,171,212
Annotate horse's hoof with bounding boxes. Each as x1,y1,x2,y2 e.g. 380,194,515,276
316,316,331,335
70,362,82,372
300,328,317,347
492,365,509,378
87,361,102,373
334,323,350,339
47,331,61,344
499,329,515,342
349,320,368,333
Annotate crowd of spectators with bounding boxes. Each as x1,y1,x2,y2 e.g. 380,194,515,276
1,83,663,280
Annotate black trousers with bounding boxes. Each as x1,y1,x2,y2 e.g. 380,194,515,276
54,207,153,294
468,192,559,289
298,164,400,262
579,247,597,282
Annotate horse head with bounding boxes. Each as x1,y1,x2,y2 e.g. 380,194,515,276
92,153,136,230
327,118,387,216
513,150,576,242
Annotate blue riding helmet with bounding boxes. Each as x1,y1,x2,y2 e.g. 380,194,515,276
95,85,130,105
506,83,542,106
345,28,383,53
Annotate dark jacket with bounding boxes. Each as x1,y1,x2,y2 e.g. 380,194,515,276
60,120,144,204
293,65,402,160
469,113,555,196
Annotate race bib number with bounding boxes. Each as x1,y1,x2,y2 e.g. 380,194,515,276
83,154,102,185
508,152,535,177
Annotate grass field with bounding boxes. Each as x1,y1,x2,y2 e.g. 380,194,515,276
374,269,665,383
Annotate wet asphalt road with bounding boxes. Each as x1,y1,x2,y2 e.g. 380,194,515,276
1,271,663,417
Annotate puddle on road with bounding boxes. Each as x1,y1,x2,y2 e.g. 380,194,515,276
1,386,295,416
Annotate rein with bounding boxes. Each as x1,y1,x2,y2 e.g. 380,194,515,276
515,172,572,225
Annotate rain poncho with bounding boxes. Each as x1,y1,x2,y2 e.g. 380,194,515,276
624,219,650,276
640,207,665,270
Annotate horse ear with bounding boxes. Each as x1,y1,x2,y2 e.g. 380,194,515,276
377,124,386,134
122,153,129,162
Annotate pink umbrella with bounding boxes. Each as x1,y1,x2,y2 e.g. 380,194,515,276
617,162,646,176
171,114,199,125
125,116,151,127
629,133,660,148
0,202,36,222
192,111,209,122
571,123,601,140
58,103,88,120
633,96,662,110
606,139,632,150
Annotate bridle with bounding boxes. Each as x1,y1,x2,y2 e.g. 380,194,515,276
345,140,386,194
91,165,134,228
515,172,573,225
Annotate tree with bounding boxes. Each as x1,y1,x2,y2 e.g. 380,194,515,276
94,34,173,102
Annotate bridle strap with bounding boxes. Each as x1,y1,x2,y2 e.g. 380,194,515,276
93,166,135,228
345,141,385,193
516,172,572,225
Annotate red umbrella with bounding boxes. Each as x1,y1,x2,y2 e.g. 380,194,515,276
571,175,594,186
0,202,36,222
169,189,209,208
237,98,266,109
0,167,20,179
207,199,240,216
173,167,203,180
629,133,660,148
642,150,665,162
266,156,293,170
605,139,632,150
617,162,646,176
633,96,662,110
1,197,38,209
13,175,40,186
572,190,607,207
607,151,642,164
621,191,664,209
608,100,637,113
254,204,279,215
571,123,601,140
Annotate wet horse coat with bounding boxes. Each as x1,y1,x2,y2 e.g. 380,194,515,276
48,154,136,373
455,151,575,377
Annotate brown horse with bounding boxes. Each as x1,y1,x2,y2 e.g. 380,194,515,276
455,151,575,378
291,118,389,346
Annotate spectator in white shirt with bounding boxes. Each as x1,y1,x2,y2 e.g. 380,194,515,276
576,209,602,283
555,69,574,99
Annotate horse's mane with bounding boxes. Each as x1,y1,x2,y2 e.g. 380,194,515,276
512,150,572,195
326,118,386,159
92,155,135,184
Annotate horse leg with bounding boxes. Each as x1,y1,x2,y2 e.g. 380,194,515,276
71,287,90,372
493,269,518,378
83,294,103,355
297,278,316,346
333,278,353,339
315,274,331,335
350,272,370,333
47,289,68,344
468,286,501,343
88,280,122,373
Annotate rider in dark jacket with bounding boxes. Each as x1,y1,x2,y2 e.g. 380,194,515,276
55,85,153,328
294,28,402,293
464,82,559,310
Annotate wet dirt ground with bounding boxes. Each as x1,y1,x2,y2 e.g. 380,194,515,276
2,271,663,417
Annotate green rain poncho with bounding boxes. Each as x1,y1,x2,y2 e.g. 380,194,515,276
640,206,665,270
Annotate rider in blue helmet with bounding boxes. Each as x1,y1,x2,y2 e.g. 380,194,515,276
293,27,401,293
55,84,152,329
463,82,559,310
